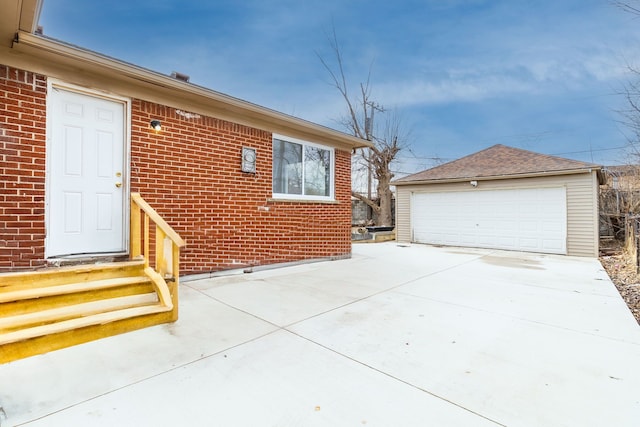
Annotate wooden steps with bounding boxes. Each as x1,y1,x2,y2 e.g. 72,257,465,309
0,304,170,346
0,293,160,333
0,261,178,363
0,276,152,304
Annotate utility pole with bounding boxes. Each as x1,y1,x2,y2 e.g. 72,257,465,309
364,101,384,202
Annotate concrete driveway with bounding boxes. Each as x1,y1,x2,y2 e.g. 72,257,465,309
1,243,639,426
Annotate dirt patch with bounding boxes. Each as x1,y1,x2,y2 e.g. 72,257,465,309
599,239,640,324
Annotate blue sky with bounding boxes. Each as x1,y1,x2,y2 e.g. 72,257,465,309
39,0,640,175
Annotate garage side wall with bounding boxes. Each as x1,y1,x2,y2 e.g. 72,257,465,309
394,172,599,257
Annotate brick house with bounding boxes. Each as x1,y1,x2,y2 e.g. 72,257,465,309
0,0,368,360
0,3,368,276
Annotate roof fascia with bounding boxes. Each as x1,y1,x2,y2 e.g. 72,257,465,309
12,31,372,151
392,167,602,186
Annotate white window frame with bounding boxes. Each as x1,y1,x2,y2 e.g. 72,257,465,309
272,134,335,201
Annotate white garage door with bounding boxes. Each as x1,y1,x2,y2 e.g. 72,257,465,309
411,187,567,254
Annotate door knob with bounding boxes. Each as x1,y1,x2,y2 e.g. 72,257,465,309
115,182,122,188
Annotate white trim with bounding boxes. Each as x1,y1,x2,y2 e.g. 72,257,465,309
393,168,598,187
44,79,131,258
408,182,568,195
272,134,335,201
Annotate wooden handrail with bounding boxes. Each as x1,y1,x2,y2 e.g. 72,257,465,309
130,193,186,312
144,267,173,309
130,193,186,248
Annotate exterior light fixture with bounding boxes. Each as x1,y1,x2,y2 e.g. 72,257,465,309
470,180,478,187
150,120,162,131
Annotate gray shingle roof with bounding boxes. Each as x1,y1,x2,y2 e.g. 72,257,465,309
393,144,602,184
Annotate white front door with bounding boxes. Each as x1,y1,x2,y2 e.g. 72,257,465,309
46,86,127,257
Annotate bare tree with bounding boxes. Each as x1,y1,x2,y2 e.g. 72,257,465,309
600,165,640,240
613,0,640,161
612,0,640,15
317,28,408,227
618,69,640,161
601,1,640,241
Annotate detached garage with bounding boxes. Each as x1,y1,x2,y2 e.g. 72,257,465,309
393,145,605,257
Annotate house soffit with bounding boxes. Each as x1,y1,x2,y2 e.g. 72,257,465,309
0,0,41,47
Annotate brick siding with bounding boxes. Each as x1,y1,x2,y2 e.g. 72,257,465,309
0,64,352,273
0,65,47,269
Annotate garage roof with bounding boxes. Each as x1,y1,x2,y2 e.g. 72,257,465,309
393,144,604,185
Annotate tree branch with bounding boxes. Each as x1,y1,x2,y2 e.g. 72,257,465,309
318,24,410,226
351,191,381,213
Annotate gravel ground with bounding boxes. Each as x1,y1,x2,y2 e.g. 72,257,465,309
599,240,640,324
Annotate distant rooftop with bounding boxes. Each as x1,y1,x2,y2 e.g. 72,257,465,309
393,144,602,184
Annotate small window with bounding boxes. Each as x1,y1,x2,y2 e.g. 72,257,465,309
272,135,334,200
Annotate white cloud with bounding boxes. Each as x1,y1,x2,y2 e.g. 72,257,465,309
372,41,636,108
377,75,532,107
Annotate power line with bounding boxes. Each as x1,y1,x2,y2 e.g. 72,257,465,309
399,145,630,162
395,156,452,161
549,145,629,156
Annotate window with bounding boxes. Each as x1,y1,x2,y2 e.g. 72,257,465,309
272,135,334,200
